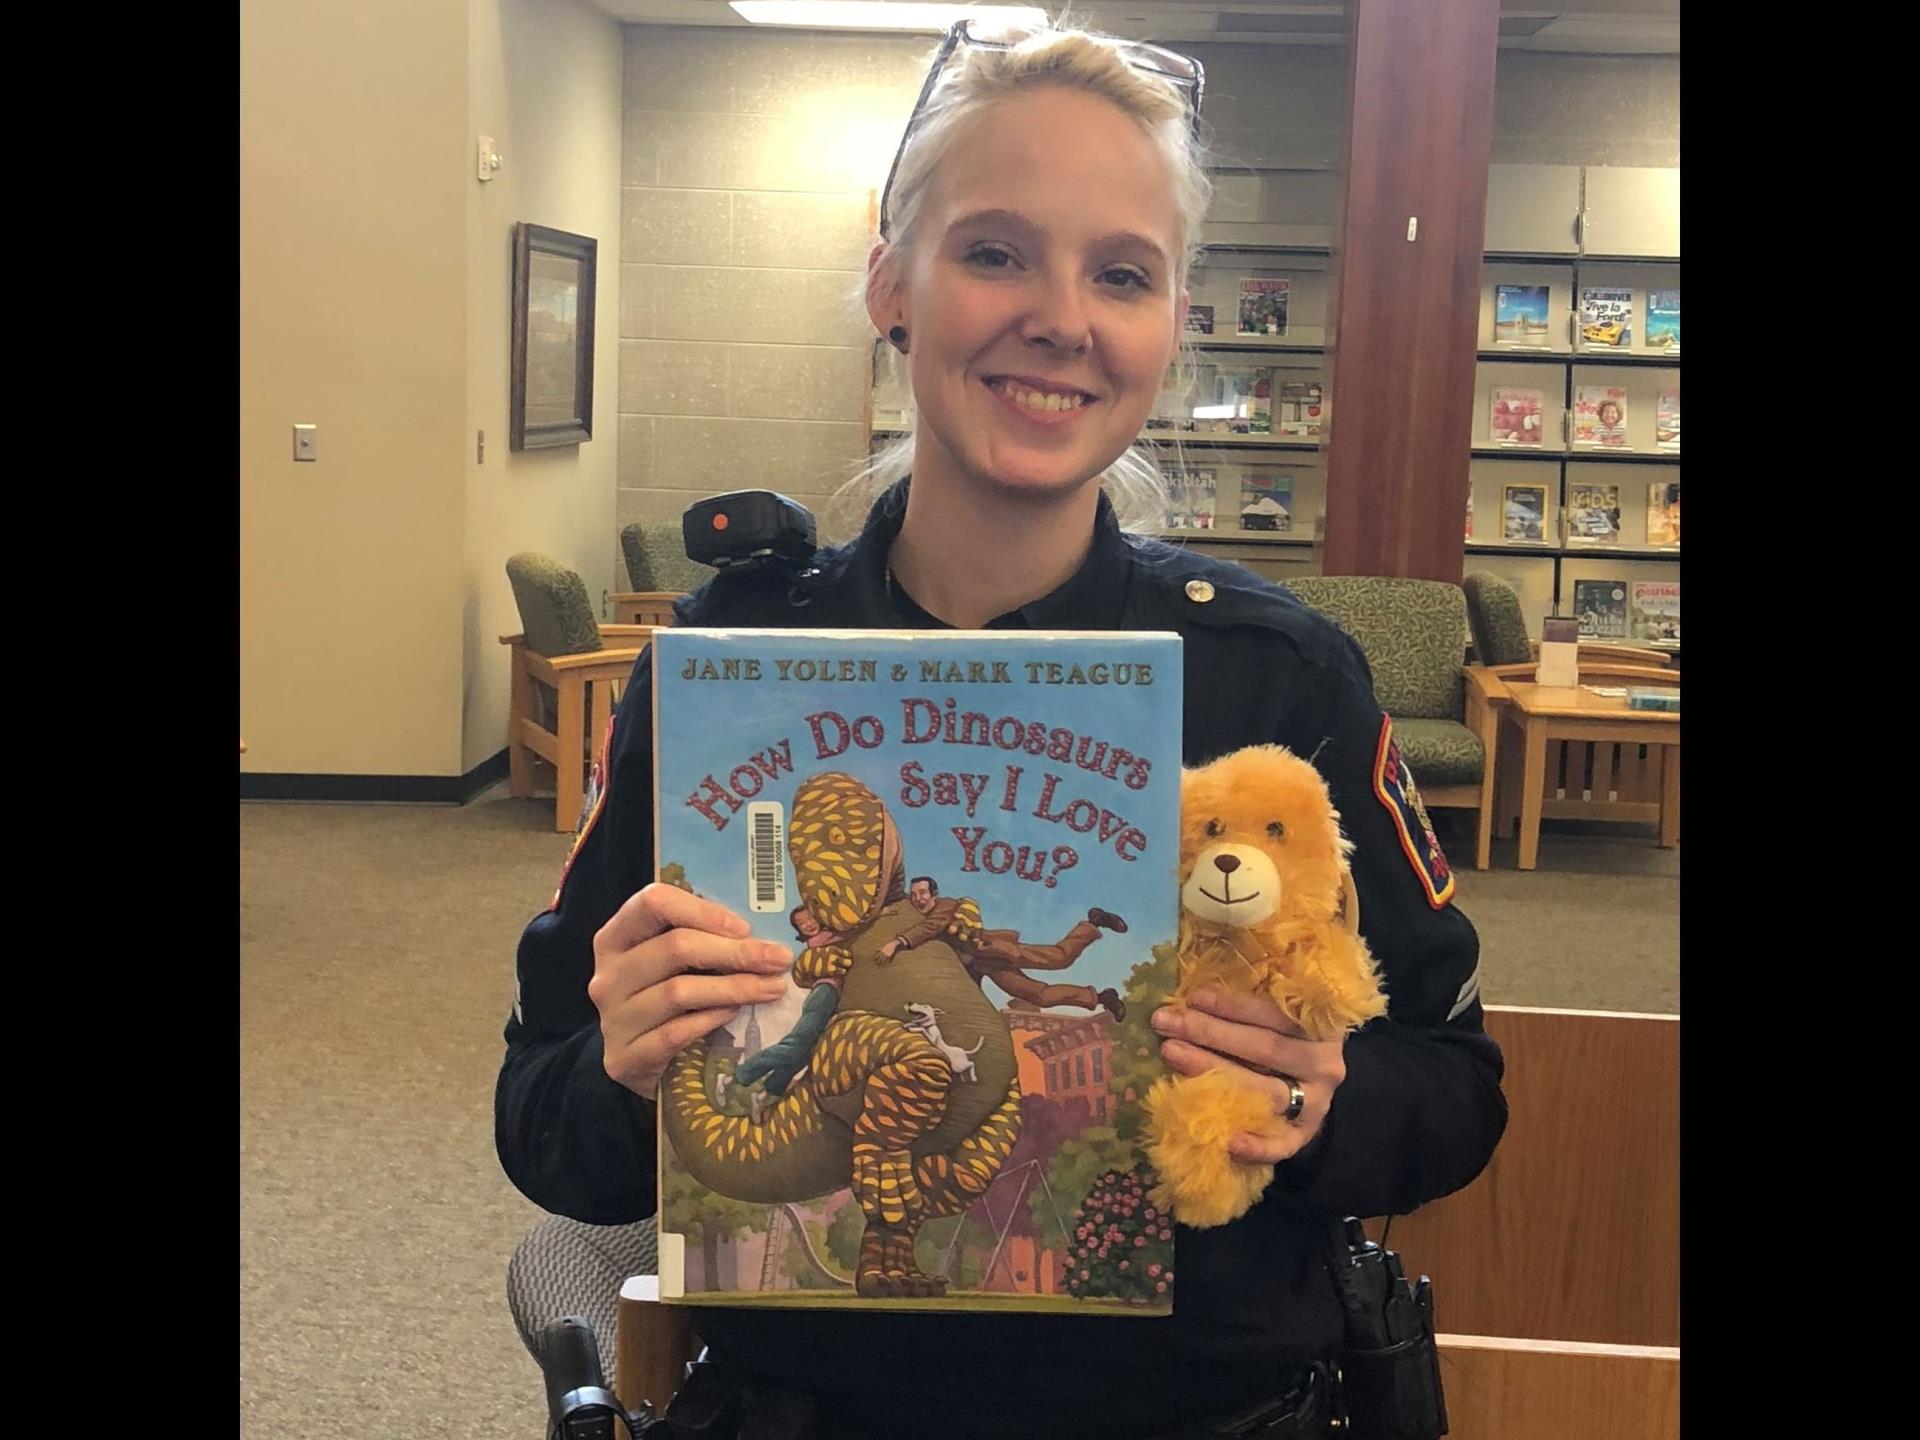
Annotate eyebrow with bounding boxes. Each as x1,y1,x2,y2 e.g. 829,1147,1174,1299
948,208,1169,265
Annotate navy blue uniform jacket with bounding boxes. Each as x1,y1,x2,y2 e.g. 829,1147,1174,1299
497,481,1506,1438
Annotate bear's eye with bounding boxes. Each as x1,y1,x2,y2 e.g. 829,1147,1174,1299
1267,821,1286,839
1204,819,1224,839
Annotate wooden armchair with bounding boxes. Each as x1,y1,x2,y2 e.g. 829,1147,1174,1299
611,520,716,627
503,552,653,833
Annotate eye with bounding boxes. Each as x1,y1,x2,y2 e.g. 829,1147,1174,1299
963,242,1017,270
1099,265,1150,290
1204,819,1223,838
1267,821,1286,839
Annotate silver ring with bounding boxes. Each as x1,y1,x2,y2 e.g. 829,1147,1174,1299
1280,1073,1305,1123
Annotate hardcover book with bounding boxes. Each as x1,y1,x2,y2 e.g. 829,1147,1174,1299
1646,290,1680,352
1238,469,1295,532
1565,483,1621,544
1502,484,1548,542
1572,579,1629,639
1646,481,1680,547
1579,287,1634,348
1489,388,1545,445
1493,284,1552,346
1629,582,1681,643
652,629,1185,1315
1574,386,1630,448
1237,278,1291,337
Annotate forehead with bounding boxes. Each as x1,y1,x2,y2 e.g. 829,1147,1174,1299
927,87,1180,246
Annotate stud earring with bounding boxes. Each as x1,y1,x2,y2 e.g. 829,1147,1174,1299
888,325,909,352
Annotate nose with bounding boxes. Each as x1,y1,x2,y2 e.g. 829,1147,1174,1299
1214,854,1240,874
1021,267,1092,354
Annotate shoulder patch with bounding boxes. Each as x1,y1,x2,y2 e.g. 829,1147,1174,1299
1372,715,1456,909
547,712,617,912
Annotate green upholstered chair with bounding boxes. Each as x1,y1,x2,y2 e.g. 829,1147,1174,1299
1283,575,1496,869
501,553,654,832
614,521,715,626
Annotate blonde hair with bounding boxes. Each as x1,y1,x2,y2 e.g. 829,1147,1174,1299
838,17,1214,536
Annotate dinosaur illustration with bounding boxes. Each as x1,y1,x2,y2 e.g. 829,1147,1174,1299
661,771,1023,1298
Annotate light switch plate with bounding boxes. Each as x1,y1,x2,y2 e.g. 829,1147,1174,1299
477,135,497,182
293,424,318,462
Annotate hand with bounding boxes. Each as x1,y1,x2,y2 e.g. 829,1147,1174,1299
877,939,902,963
1151,989,1347,1163
590,883,794,1100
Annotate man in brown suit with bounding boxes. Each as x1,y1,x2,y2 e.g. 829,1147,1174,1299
878,876,1129,1021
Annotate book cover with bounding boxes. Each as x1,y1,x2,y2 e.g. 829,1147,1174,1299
1656,388,1680,450
1564,482,1621,544
1238,469,1295,532
1145,365,1195,433
1646,290,1680,352
1629,582,1681,643
1579,287,1634,348
1502,484,1548,542
1489,387,1545,445
1165,467,1217,530
652,629,1184,1315
1646,481,1680,547
1275,379,1325,438
1572,579,1629,639
1237,279,1291,337
1185,304,1214,336
1204,366,1271,434
1573,386,1629,448
1493,284,1551,346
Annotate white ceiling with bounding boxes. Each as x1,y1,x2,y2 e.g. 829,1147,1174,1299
586,1,1681,53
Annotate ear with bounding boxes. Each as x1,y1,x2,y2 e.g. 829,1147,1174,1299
866,241,905,340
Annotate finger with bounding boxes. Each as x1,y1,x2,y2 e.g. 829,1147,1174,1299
628,970,793,1033
1186,988,1308,1039
1152,1004,1286,1072
631,925,794,990
608,1005,743,1091
602,882,752,952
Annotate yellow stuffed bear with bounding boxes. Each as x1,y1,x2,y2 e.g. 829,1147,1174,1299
1143,745,1388,1228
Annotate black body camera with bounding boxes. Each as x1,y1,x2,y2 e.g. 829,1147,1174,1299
682,490,818,571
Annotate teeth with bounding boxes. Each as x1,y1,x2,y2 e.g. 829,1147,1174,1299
993,380,1087,412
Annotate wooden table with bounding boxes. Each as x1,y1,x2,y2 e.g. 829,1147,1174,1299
1499,682,1679,870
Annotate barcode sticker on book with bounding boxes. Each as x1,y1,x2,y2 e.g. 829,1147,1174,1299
747,801,785,913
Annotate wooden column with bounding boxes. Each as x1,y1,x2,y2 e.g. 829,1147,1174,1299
1320,0,1501,582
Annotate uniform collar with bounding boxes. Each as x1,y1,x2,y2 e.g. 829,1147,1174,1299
848,478,1133,631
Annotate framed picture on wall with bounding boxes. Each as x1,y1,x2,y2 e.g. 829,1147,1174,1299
511,223,597,450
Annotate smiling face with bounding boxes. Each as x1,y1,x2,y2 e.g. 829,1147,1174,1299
872,86,1189,505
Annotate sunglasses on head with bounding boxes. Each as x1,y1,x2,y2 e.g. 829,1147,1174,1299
877,18,1206,241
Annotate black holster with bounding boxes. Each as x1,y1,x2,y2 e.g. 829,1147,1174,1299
1329,1218,1448,1440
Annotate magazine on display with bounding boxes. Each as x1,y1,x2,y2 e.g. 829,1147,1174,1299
1464,491,1474,540
1646,290,1680,352
1579,287,1634,348
1565,483,1621,544
1493,284,1552,346
1572,580,1630,640
1489,388,1545,445
1646,482,1681,547
652,628,1185,1316
1185,304,1214,336
1629,582,1681,643
1238,470,1296,533
1236,279,1291,337
1195,366,1271,435
1573,386,1630,448
1275,380,1325,439
1502,484,1548,543
1656,389,1680,450
1165,468,1217,531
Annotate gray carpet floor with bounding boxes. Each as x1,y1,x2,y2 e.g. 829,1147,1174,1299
238,791,1677,1438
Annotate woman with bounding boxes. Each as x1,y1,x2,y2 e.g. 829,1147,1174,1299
498,20,1505,1440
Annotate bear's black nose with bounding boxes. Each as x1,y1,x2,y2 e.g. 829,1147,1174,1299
1214,854,1240,874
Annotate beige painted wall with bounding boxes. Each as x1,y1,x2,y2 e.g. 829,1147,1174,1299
241,0,469,775
465,0,625,773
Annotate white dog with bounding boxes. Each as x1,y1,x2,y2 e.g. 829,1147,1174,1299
903,1002,983,1083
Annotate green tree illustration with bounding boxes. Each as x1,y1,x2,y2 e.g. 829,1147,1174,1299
663,1165,770,1292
